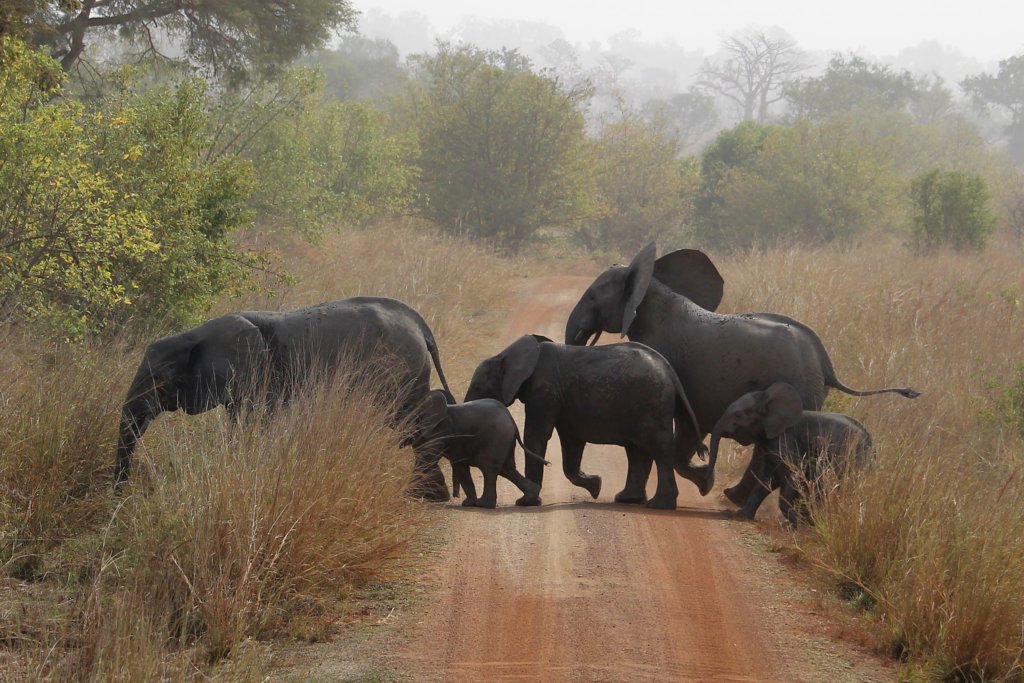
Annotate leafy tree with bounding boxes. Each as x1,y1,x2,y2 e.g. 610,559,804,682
910,169,996,250
26,0,356,80
961,55,1024,162
307,36,408,102
641,89,718,152
709,118,898,249
693,120,774,242
785,53,950,122
408,43,595,249
698,30,807,123
580,110,694,252
208,68,417,239
0,39,257,336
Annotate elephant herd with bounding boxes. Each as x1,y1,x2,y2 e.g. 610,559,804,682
116,245,919,523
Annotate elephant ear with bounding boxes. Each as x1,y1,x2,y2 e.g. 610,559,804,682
652,249,724,312
181,315,266,413
500,335,541,405
420,389,450,433
762,382,804,439
621,242,657,336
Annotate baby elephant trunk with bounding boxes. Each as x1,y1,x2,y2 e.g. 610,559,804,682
703,424,726,496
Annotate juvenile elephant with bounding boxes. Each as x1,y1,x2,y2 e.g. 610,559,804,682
464,335,706,509
116,297,455,500
417,390,548,508
708,382,874,525
563,243,917,499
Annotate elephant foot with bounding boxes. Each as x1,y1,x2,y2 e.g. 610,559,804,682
734,507,756,520
477,498,497,509
574,474,601,499
461,498,478,507
613,490,647,505
723,485,746,507
515,493,542,507
645,494,678,510
698,470,715,497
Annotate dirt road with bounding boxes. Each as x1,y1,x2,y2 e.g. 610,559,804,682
282,277,891,682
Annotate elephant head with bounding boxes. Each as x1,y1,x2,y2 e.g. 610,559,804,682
564,243,725,346
464,335,550,405
115,314,267,487
707,382,804,490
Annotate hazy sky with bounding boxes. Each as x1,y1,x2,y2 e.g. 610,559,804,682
358,0,1021,62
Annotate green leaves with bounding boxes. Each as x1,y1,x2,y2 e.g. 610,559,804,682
910,169,996,251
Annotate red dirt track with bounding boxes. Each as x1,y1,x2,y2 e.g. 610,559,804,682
282,277,892,682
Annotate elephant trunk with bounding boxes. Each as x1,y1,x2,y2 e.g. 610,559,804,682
114,366,166,489
704,423,726,497
564,302,593,346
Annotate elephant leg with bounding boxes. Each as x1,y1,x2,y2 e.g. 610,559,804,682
500,458,541,503
559,432,601,499
517,411,553,507
646,433,680,510
724,444,765,507
477,466,500,509
615,446,652,504
737,482,773,520
412,446,450,502
778,480,811,527
672,437,711,492
452,463,479,507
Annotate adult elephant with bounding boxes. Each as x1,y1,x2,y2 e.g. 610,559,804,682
115,297,455,500
563,243,918,498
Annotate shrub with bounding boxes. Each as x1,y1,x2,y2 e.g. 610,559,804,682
910,169,997,251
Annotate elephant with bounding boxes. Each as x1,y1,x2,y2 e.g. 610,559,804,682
708,382,874,525
115,296,455,500
563,243,917,500
463,334,707,509
416,390,549,508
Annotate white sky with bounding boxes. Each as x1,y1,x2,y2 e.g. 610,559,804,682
358,0,1022,63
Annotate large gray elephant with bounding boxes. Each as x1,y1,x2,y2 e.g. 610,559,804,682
563,243,917,499
416,390,548,509
116,297,455,500
708,382,875,525
464,335,706,509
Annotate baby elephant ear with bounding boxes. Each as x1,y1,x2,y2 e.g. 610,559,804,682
421,389,450,431
652,249,724,312
500,335,542,405
762,382,804,439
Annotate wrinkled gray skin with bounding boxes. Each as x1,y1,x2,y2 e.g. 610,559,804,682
416,390,549,509
564,243,917,502
464,335,707,509
116,297,455,500
709,382,875,525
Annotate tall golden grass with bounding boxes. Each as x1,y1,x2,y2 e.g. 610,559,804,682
0,222,515,679
715,238,1024,680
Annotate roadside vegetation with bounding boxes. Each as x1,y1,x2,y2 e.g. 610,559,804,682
2,3,1024,679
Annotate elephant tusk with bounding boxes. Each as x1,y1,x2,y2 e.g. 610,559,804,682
587,330,602,346
572,328,590,344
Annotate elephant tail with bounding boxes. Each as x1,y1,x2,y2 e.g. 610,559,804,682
755,312,921,400
423,329,455,403
515,429,549,466
670,371,709,461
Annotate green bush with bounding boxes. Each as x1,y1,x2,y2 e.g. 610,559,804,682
910,169,996,251
0,39,257,337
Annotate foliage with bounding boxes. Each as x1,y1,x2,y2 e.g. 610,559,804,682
27,0,356,80
407,43,596,249
579,109,696,252
308,36,408,102
784,53,951,122
909,169,996,250
961,54,1024,162
698,30,807,123
0,39,257,336
641,89,718,152
209,68,418,240
700,118,898,249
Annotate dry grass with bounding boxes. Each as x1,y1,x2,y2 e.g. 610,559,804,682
0,222,516,680
713,237,1024,681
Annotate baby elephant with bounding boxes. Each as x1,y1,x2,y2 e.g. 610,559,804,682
417,390,548,508
708,382,873,525
465,334,706,509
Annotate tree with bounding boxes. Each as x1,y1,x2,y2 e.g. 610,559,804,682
961,55,1024,162
641,89,718,152
910,170,996,251
26,0,356,80
785,53,950,122
698,30,807,122
580,109,695,252
307,36,408,102
408,43,595,249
